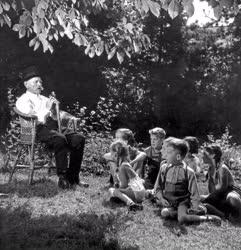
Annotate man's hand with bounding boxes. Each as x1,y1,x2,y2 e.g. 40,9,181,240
46,96,59,110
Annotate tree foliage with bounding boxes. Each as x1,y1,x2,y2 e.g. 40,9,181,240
0,0,239,62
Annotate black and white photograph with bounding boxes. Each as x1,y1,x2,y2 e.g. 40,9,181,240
0,0,241,249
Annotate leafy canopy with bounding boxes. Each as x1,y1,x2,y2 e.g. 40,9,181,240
0,0,238,63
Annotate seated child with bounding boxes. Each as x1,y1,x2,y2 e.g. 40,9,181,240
152,137,221,225
183,136,201,174
201,145,241,223
103,128,146,185
108,140,145,211
144,127,166,189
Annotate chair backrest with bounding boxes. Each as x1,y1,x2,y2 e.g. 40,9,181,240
13,107,37,145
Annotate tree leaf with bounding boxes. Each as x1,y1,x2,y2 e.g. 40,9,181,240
148,1,160,17
48,43,54,54
183,0,194,17
107,47,116,60
65,23,73,39
52,32,58,41
3,14,11,27
2,2,10,11
88,47,95,58
84,44,91,55
29,37,37,47
73,34,82,46
117,51,124,64
133,40,140,53
168,0,180,19
160,0,169,11
95,41,104,56
0,4,3,14
12,24,21,32
141,0,149,13
33,40,40,51
19,27,26,38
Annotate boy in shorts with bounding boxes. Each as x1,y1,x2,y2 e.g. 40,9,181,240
153,137,221,225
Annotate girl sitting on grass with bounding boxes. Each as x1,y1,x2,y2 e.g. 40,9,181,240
201,145,241,223
103,128,146,186
108,140,145,211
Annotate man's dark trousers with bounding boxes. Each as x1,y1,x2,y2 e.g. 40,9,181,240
37,118,85,184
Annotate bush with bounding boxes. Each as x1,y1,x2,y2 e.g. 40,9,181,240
82,132,113,176
67,97,122,134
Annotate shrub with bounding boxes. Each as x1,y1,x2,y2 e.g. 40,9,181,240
82,131,113,176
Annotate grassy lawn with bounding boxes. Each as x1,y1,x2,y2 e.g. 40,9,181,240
0,171,241,250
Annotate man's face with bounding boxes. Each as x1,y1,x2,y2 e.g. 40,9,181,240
24,76,43,95
150,134,163,150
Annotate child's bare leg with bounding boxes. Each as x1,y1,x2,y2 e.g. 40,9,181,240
109,188,134,206
177,203,221,226
161,207,177,219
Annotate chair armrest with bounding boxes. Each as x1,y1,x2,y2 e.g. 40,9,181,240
13,107,38,120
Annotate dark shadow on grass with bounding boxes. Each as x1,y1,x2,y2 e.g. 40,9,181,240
162,219,188,237
153,209,188,237
0,205,139,250
102,197,126,210
0,177,59,198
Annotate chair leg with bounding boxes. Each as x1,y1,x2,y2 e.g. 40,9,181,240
28,145,35,185
8,146,23,183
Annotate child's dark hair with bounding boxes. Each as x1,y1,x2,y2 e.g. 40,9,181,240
204,145,222,164
184,136,199,154
166,137,189,159
110,140,129,167
116,128,136,146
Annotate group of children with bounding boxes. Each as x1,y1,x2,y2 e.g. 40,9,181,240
103,127,241,225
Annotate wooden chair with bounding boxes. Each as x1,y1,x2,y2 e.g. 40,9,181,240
8,107,78,185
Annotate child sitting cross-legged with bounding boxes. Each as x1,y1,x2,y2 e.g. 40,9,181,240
152,137,222,225
108,140,146,211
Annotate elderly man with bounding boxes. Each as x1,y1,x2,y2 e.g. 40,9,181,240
16,66,88,189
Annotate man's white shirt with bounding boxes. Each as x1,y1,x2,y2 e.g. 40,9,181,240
16,91,50,123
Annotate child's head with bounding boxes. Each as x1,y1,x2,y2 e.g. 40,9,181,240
161,137,189,165
110,140,129,165
115,128,136,146
184,136,199,154
149,127,166,150
203,145,222,166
